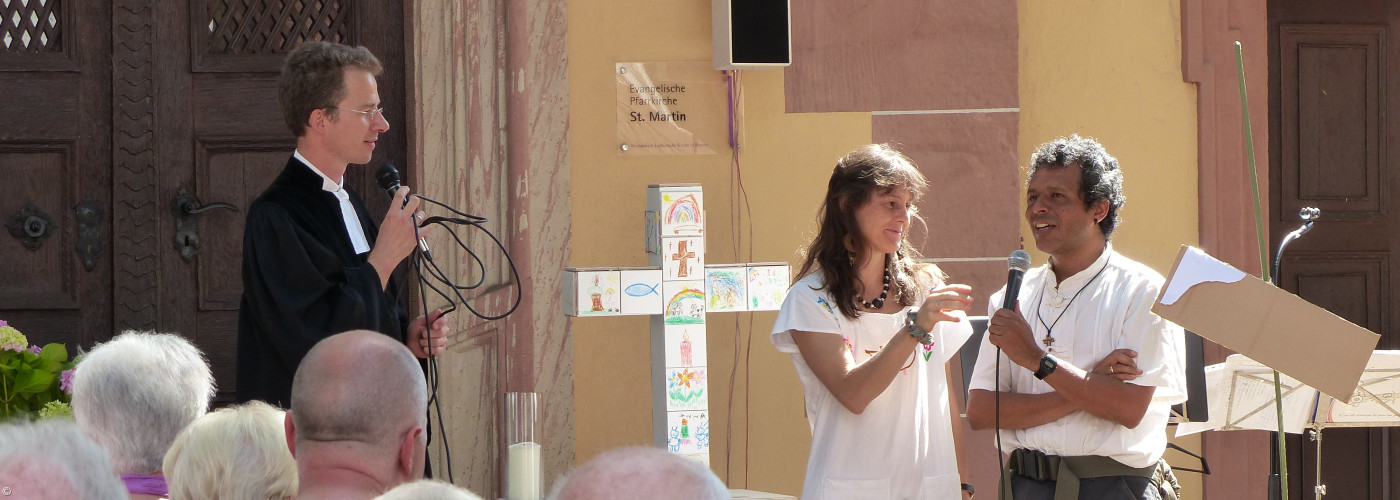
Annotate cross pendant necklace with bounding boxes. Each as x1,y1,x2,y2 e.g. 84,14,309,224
1034,254,1111,351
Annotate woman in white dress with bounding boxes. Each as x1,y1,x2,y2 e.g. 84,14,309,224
772,144,976,500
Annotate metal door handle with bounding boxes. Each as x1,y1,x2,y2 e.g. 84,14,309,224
171,187,239,260
173,188,239,215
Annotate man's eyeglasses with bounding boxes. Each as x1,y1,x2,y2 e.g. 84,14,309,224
332,107,386,120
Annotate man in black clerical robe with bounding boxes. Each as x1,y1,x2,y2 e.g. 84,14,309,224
238,41,446,408
237,156,410,407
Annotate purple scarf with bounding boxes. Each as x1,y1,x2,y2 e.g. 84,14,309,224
120,474,168,497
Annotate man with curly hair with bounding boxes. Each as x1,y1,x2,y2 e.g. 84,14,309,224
968,135,1188,500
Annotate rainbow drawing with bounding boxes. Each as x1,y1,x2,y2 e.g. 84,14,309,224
663,194,703,235
664,286,706,325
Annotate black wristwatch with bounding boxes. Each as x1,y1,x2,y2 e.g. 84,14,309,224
961,482,975,498
1033,354,1058,380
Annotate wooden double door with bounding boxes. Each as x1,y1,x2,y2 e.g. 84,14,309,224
1270,0,1400,497
0,0,406,404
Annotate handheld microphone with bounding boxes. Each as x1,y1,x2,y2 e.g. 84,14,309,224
1003,250,1032,311
376,163,430,256
376,163,409,206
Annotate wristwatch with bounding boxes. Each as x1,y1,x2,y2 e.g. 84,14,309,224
1033,354,1058,380
905,310,933,345
961,482,975,498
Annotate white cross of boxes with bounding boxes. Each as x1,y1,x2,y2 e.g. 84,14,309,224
564,184,789,465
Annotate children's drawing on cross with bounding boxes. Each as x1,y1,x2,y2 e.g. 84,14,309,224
564,184,790,464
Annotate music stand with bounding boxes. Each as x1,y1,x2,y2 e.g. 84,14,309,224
1176,351,1400,499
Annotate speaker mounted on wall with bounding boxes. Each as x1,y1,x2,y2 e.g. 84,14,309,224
712,0,792,70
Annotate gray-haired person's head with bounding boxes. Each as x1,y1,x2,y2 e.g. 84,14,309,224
374,479,484,500
550,447,728,500
0,419,128,499
72,330,215,474
163,400,297,500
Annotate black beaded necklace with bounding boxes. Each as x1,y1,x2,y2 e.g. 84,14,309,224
1034,254,1111,350
857,262,892,310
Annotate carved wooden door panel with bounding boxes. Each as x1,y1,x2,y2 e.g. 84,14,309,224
148,0,407,404
0,2,113,351
1270,1,1398,498
0,0,405,406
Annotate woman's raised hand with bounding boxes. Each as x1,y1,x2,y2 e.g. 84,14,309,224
913,284,974,330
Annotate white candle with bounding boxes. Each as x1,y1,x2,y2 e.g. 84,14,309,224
507,441,541,500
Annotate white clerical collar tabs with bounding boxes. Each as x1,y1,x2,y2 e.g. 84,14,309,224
293,150,345,193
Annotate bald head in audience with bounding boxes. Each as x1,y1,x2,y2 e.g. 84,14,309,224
0,420,127,500
286,330,428,500
550,447,729,500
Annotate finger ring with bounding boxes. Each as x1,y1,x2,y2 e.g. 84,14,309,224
1109,365,1115,374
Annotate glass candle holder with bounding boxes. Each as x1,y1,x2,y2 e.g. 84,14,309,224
505,392,541,500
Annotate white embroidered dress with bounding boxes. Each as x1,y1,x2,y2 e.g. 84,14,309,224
772,271,972,500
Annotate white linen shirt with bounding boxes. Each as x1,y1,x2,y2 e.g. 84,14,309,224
294,150,371,254
772,271,973,500
968,245,1187,468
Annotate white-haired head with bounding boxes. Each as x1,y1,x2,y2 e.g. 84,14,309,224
374,479,483,500
0,419,128,499
163,400,297,500
550,447,728,500
72,330,215,474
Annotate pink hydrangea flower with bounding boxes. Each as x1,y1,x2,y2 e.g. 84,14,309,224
60,369,75,393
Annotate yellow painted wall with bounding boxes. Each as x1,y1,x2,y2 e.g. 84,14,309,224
1017,0,1199,271
566,0,867,494
567,0,1202,497
1018,1,1202,498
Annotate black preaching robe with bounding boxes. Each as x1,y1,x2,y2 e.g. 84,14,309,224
236,156,408,407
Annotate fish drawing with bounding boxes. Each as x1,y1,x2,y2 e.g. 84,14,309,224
625,282,661,297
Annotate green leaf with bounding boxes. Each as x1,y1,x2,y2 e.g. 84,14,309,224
13,366,53,394
34,358,62,373
39,343,66,362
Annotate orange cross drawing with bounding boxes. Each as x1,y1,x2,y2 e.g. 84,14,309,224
671,240,696,277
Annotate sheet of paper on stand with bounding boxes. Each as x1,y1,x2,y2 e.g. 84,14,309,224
1175,354,1314,436
1176,351,1400,437
1313,350,1400,428
1152,245,1379,400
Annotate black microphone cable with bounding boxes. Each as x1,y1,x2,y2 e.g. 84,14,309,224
996,341,1007,495
995,249,1030,496
380,164,525,483
407,201,519,485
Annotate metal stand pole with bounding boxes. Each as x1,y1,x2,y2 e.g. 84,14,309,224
1311,427,1325,499
1266,207,1320,500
